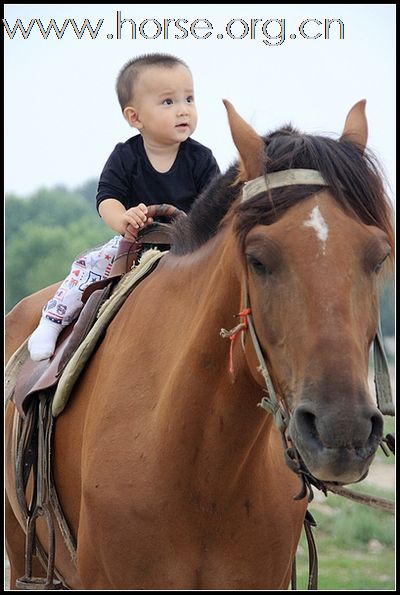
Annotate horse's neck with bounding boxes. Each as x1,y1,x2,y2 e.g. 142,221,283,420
153,232,275,490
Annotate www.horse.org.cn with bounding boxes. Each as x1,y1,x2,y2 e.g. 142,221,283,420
3,13,345,45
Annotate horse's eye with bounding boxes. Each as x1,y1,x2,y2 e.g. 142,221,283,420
374,255,388,274
246,254,270,276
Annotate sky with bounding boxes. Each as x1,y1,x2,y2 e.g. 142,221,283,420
4,4,396,203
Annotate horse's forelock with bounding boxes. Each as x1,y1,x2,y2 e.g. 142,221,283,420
234,130,394,263
171,127,394,262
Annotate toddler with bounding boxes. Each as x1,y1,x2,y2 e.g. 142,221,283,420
28,53,220,361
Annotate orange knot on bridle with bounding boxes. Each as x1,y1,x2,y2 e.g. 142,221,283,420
220,308,251,375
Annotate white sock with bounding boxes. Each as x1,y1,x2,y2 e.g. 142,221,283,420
28,319,63,361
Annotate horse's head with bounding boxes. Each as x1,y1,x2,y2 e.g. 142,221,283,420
224,99,394,484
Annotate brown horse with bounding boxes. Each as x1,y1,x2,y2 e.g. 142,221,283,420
5,100,394,590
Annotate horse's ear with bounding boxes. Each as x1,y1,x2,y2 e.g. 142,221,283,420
340,99,368,151
223,99,265,181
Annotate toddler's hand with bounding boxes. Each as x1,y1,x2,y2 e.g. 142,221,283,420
124,203,149,230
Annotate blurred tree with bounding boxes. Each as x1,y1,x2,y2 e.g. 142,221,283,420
6,225,69,312
75,179,99,206
5,220,112,312
25,187,94,229
5,186,113,312
4,195,31,243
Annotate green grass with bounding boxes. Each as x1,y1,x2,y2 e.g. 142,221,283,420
295,481,395,590
296,546,395,590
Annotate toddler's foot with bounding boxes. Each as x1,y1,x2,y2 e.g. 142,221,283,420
28,319,63,361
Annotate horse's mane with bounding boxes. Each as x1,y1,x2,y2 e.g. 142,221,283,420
170,125,394,264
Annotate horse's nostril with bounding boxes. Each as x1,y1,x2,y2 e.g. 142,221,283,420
294,407,321,445
369,411,384,442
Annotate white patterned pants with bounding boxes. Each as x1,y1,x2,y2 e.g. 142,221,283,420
42,235,122,326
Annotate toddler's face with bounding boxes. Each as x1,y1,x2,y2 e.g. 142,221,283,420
130,65,198,145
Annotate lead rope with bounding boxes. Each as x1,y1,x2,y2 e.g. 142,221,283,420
220,308,251,374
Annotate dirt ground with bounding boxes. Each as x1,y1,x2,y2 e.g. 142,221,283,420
362,458,395,491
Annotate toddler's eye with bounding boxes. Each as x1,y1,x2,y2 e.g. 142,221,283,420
162,98,173,106
186,96,194,104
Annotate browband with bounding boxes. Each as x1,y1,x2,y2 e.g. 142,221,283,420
242,169,328,203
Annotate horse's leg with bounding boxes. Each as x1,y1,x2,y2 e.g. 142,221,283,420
5,493,46,589
5,282,61,363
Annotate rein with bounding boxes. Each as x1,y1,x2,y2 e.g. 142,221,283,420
220,167,395,590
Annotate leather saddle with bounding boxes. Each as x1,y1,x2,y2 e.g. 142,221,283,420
10,210,183,419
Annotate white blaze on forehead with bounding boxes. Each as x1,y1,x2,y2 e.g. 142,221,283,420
303,205,329,253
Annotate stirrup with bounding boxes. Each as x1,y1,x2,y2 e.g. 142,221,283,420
16,393,64,590
16,504,62,590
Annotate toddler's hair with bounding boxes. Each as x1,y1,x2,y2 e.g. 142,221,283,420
116,53,190,110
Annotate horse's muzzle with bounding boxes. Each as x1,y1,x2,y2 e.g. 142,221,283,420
288,401,384,484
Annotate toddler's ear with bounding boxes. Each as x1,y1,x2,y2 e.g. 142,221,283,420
123,106,142,129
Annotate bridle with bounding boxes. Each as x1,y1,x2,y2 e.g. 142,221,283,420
238,167,394,418
220,168,395,590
